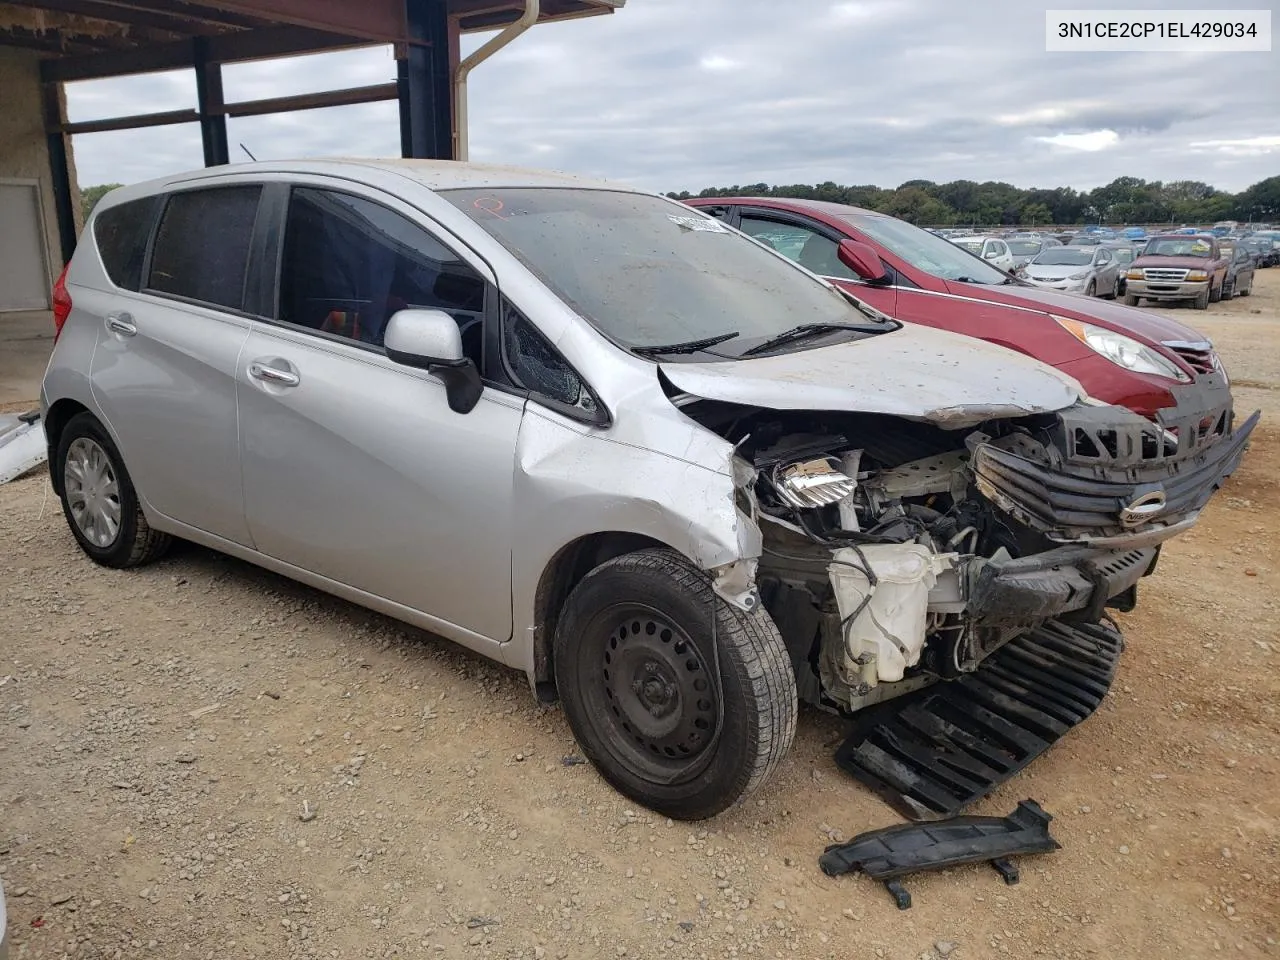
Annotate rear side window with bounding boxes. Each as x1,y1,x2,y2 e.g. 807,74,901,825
94,197,160,291
148,186,262,311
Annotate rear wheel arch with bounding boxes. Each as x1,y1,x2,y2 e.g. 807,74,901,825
530,532,671,701
43,399,92,494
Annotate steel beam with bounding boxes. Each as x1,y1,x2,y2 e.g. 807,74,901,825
193,36,230,165
41,82,79,265
218,83,399,118
398,0,452,159
59,108,199,135
40,25,377,82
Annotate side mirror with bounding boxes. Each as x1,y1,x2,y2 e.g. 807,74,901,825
983,249,1000,260
836,238,887,282
384,308,482,414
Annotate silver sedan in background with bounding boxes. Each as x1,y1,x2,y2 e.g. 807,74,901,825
1018,245,1123,298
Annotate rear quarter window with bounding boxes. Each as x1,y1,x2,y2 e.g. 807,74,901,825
147,186,262,311
93,196,161,291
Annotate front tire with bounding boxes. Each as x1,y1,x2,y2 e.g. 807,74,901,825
1239,274,1253,296
1221,277,1234,301
1209,282,1222,303
1084,279,1097,297
553,548,797,820
1123,294,1141,307
56,412,171,568
1193,287,1211,310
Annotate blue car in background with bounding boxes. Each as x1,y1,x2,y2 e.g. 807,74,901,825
1122,226,1147,240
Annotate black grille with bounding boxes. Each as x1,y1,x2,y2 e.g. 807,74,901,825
971,410,1259,540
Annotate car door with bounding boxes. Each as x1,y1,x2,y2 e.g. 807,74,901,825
733,209,900,316
88,184,260,545
1093,247,1115,294
236,182,523,643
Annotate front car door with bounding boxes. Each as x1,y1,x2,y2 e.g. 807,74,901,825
1093,247,1115,294
236,181,523,644
88,183,260,544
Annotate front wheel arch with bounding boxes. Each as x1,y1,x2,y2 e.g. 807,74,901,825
531,532,669,701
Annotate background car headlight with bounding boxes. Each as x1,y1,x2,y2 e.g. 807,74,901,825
1068,271,1091,280
772,456,856,509
1054,317,1191,382
1185,270,1209,281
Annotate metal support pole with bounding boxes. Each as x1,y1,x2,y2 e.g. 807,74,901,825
40,80,78,265
194,36,230,166
398,0,452,159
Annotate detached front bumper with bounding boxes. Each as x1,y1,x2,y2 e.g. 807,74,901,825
1127,278,1207,300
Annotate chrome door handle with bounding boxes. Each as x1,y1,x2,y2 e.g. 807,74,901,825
249,361,300,387
105,312,137,336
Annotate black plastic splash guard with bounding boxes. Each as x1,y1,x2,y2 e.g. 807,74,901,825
834,618,1123,821
819,799,1060,909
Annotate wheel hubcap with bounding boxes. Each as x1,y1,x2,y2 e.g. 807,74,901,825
64,437,122,548
588,607,719,780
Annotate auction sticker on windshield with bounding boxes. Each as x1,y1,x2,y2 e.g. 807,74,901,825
1046,9,1270,51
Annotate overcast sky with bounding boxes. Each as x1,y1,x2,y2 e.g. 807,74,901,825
66,0,1278,194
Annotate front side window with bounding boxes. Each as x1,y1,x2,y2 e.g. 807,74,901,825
440,189,886,358
739,216,858,280
148,186,262,310
502,306,600,420
278,188,486,363
94,196,161,291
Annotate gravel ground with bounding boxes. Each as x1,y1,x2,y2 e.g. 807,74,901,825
1,273,1277,960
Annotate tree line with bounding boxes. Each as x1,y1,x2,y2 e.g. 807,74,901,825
667,174,1280,228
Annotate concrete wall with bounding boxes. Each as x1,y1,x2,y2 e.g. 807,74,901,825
0,47,81,291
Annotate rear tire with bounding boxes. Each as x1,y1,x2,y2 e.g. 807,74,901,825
553,548,797,820
56,412,171,568
1193,287,1211,310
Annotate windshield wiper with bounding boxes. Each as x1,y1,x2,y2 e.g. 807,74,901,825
741,323,868,357
631,331,740,357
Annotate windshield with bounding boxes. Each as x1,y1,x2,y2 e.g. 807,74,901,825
1145,237,1214,257
440,189,881,356
841,213,1009,283
1007,240,1041,255
1034,248,1094,266
1111,247,1135,263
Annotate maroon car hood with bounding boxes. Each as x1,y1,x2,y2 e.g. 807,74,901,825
1131,255,1218,269
942,280,1210,345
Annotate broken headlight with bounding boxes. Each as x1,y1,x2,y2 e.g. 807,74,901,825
771,456,857,509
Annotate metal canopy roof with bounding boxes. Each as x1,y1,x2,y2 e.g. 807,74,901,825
0,0,623,69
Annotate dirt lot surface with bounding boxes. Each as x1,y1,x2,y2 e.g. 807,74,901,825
2,274,1278,960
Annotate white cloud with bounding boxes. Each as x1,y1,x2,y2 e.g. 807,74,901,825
1035,130,1121,152
698,54,739,72
1188,136,1280,155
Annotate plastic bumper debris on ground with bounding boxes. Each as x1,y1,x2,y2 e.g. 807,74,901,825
819,799,1060,909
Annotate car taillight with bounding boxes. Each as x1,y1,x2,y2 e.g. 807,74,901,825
52,263,72,341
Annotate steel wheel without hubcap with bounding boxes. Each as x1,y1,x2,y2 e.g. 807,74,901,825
586,604,719,782
64,437,122,548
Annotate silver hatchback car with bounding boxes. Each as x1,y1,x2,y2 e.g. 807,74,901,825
42,161,1253,819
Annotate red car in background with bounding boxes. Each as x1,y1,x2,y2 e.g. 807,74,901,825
686,197,1232,423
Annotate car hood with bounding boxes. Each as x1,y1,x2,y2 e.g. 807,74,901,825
660,325,1082,428
1024,264,1088,279
944,280,1210,346
1133,255,1217,269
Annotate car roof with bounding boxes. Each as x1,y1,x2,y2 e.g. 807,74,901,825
99,159,634,209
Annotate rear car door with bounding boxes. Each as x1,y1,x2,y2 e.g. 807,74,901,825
236,182,523,643
88,184,260,545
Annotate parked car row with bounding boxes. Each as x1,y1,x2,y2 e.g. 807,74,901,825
42,162,1255,820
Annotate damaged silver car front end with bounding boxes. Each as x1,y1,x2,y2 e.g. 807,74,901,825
672,384,1258,717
